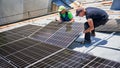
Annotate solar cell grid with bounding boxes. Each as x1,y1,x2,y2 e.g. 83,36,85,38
53,31,80,37
0,38,62,68
6,55,29,67
13,52,37,64
0,31,12,37
10,25,37,31
0,22,120,68
47,35,73,42
0,58,15,68
28,49,120,68
8,25,41,37
44,26,61,30
58,28,82,33
30,49,96,68
30,35,47,42
0,31,21,38
8,25,39,32
45,25,62,29
38,29,58,35
0,38,38,56
46,38,70,47
0,32,24,46
31,22,84,47
35,31,52,37
45,23,84,47
0,25,40,46
31,22,65,42
0,35,23,45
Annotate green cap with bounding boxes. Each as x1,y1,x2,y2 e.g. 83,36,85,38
58,6,66,12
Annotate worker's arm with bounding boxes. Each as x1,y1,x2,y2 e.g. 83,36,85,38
68,12,74,23
59,18,62,22
69,18,75,23
83,18,94,33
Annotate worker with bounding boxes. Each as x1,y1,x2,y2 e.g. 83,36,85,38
76,7,108,44
57,6,74,23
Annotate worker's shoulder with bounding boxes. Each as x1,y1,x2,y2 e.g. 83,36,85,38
86,7,104,12
67,11,72,15
86,7,99,9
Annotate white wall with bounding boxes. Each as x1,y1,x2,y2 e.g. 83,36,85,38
0,0,23,25
23,0,50,18
0,0,50,25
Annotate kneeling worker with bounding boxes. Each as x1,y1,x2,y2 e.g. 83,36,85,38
76,7,108,44
57,6,74,23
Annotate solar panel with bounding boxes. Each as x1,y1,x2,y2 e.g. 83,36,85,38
31,21,65,42
0,38,38,56
0,24,41,51
0,38,62,67
95,19,120,32
46,23,84,47
1,21,120,68
0,58,15,68
31,22,84,47
0,25,41,46
0,31,24,46
8,25,41,37
0,38,120,68
28,49,120,68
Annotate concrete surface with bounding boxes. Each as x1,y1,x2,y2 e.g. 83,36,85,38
90,46,120,62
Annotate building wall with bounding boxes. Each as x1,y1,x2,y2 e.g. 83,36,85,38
23,0,50,18
0,0,50,25
0,0,23,25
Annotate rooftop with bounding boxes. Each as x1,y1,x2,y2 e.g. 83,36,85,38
0,0,120,68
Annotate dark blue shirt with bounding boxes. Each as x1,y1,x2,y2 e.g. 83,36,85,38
60,11,72,22
85,7,108,22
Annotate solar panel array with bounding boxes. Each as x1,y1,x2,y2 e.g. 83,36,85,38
0,22,120,68
0,31,24,46
0,38,62,68
0,25,41,46
7,25,41,37
0,38,120,68
30,21,66,42
29,49,120,68
0,57,15,68
31,22,84,47
96,19,120,32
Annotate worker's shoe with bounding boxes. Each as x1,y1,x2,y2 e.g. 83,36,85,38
80,40,91,44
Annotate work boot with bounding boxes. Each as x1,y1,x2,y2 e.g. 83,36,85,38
80,40,91,44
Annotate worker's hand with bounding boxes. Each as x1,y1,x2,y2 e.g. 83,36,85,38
57,20,62,24
69,18,75,23
69,21,74,23
83,30,91,33
83,30,86,33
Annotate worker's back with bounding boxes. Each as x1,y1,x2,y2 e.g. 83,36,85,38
85,7,108,21
85,7,108,25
